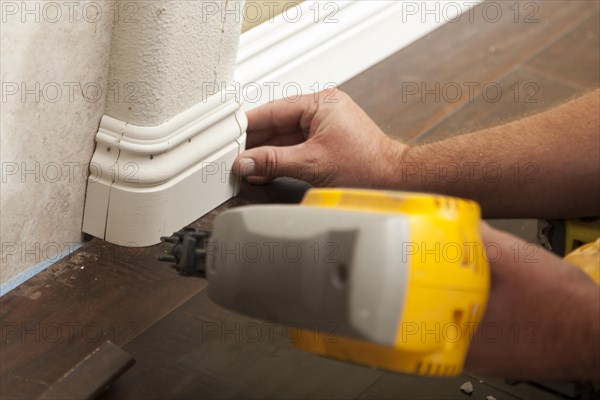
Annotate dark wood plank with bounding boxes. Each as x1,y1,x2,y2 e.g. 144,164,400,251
416,66,580,143
462,373,577,400
341,0,597,141
38,341,134,400
362,370,579,400
0,239,204,399
0,179,309,400
526,11,600,90
99,290,384,400
358,372,521,400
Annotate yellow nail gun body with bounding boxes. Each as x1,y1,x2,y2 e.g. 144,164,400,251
274,189,489,377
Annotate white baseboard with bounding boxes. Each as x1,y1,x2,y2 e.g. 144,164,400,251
82,91,247,247
236,0,482,109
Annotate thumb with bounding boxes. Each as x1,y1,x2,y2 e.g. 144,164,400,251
234,144,322,183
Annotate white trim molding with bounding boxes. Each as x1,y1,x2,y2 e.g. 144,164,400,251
236,0,483,108
82,91,247,247
82,0,481,248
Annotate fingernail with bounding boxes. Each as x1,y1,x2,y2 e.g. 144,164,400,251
238,158,257,176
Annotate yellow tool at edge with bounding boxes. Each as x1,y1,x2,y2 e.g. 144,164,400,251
161,188,598,377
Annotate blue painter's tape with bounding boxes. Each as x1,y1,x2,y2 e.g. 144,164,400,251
0,244,82,297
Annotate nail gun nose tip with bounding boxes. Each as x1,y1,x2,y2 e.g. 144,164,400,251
160,236,178,243
158,255,176,262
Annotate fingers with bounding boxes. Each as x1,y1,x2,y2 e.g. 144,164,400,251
247,94,317,134
244,89,346,148
237,89,347,185
234,142,326,184
247,96,312,133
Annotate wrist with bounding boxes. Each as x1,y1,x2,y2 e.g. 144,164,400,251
379,137,412,190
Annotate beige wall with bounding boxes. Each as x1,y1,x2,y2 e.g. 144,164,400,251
0,0,242,292
1,1,113,292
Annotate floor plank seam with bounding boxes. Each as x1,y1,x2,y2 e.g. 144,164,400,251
521,64,597,92
413,8,597,143
412,58,526,143
515,7,600,70
354,374,387,400
462,372,528,400
408,1,600,144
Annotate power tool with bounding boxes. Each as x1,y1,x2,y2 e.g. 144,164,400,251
159,188,490,377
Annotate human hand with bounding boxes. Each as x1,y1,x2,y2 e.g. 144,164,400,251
233,89,407,187
465,223,600,380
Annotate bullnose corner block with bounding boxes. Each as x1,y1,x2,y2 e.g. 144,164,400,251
82,91,247,247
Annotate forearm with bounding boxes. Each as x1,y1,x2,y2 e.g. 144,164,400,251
387,90,600,218
465,224,600,380
467,272,600,380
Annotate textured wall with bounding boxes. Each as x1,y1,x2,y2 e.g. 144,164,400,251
0,0,243,289
106,0,243,126
1,1,113,289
